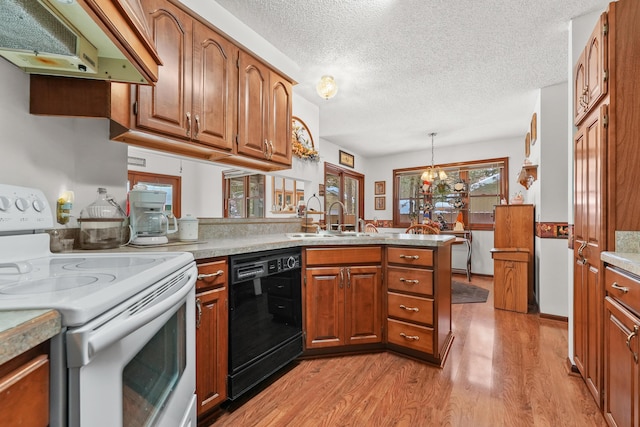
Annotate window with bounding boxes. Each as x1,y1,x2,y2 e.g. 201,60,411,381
224,173,265,218
393,158,508,230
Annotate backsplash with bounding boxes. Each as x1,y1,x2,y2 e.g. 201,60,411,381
615,231,640,253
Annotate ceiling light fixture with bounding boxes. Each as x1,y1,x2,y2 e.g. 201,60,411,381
421,132,447,182
316,75,338,100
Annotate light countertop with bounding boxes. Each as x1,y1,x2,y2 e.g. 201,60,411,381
0,309,61,365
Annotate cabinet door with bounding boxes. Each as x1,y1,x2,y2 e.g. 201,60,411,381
305,267,345,349
604,297,639,427
573,105,608,407
137,0,193,138
585,13,608,114
345,266,382,345
191,21,236,151
195,286,228,416
237,51,269,160
267,70,293,165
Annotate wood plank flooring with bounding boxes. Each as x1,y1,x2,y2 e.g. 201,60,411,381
208,275,606,426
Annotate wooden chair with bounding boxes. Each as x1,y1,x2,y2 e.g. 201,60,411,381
405,224,440,235
364,223,379,233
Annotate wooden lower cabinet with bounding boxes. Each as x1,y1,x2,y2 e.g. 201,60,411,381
385,245,452,365
604,297,639,427
0,344,49,427
304,247,382,350
195,258,228,419
604,265,640,427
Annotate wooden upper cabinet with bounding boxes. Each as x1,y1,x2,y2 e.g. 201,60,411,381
192,22,237,151
268,71,293,165
237,51,293,166
136,0,236,152
574,12,608,126
137,0,192,139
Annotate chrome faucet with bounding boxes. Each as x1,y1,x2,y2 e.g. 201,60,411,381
305,193,322,233
327,201,347,232
357,218,366,233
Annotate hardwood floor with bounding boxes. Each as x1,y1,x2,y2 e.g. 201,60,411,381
209,275,606,426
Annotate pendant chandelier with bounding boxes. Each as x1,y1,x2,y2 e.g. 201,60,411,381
421,132,447,182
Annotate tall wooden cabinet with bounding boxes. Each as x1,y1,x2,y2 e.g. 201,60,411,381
303,247,383,350
573,0,640,411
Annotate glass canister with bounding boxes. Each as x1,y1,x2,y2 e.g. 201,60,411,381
78,188,127,249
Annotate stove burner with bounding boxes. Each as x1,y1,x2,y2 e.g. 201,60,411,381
66,257,159,270
0,274,116,294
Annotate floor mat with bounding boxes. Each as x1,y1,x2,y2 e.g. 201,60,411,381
452,280,489,304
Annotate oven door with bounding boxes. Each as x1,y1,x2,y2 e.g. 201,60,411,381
65,263,197,427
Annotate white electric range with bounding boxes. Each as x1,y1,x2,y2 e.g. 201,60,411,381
0,184,198,427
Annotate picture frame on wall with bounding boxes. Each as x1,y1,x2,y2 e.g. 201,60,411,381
375,196,385,210
525,132,531,158
530,112,537,145
339,150,355,168
374,181,385,195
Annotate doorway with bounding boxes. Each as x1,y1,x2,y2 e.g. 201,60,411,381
324,163,364,230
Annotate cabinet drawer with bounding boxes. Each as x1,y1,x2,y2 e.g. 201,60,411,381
387,318,433,355
387,292,433,325
605,266,640,315
196,259,228,291
387,247,433,267
387,266,433,296
305,247,382,266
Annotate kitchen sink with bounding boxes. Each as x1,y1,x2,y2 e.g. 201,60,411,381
286,232,381,239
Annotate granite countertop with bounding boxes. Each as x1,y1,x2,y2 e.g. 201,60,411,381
601,252,640,276
96,232,456,259
0,309,61,365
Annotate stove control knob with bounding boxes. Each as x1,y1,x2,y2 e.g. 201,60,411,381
32,198,46,212
285,256,297,269
0,196,10,211
15,197,29,212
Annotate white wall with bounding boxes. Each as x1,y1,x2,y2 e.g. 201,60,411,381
529,82,570,317
0,59,129,226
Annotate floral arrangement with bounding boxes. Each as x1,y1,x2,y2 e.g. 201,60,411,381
292,120,319,161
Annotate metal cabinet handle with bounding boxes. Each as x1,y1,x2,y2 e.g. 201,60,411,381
263,139,269,158
186,112,191,137
268,140,275,159
399,278,419,285
400,332,420,341
399,254,419,260
612,282,630,294
340,268,344,289
195,298,202,329
197,270,224,280
626,325,639,363
346,267,351,289
399,304,419,312
194,114,200,138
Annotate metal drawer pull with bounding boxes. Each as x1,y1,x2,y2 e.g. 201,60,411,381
626,325,639,363
195,298,202,329
399,278,419,284
400,332,420,341
197,270,224,280
399,254,419,260
399,304,419,312
611,282,629,294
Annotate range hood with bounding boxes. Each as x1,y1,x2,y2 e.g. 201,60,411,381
0,0,160,84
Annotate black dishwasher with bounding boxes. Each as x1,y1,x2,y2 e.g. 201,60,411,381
228,247,302,400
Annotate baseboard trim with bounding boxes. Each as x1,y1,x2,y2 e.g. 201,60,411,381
539,313,568,323
564,357,581,377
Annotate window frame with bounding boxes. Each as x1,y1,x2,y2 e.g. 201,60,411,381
223,174,265,218
392,157,509,230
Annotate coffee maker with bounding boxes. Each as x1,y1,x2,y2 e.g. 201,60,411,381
128,187,177,245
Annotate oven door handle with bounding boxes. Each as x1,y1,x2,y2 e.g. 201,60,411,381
66,269,196,367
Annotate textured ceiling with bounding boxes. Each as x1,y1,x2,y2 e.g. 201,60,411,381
215,0,610,158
